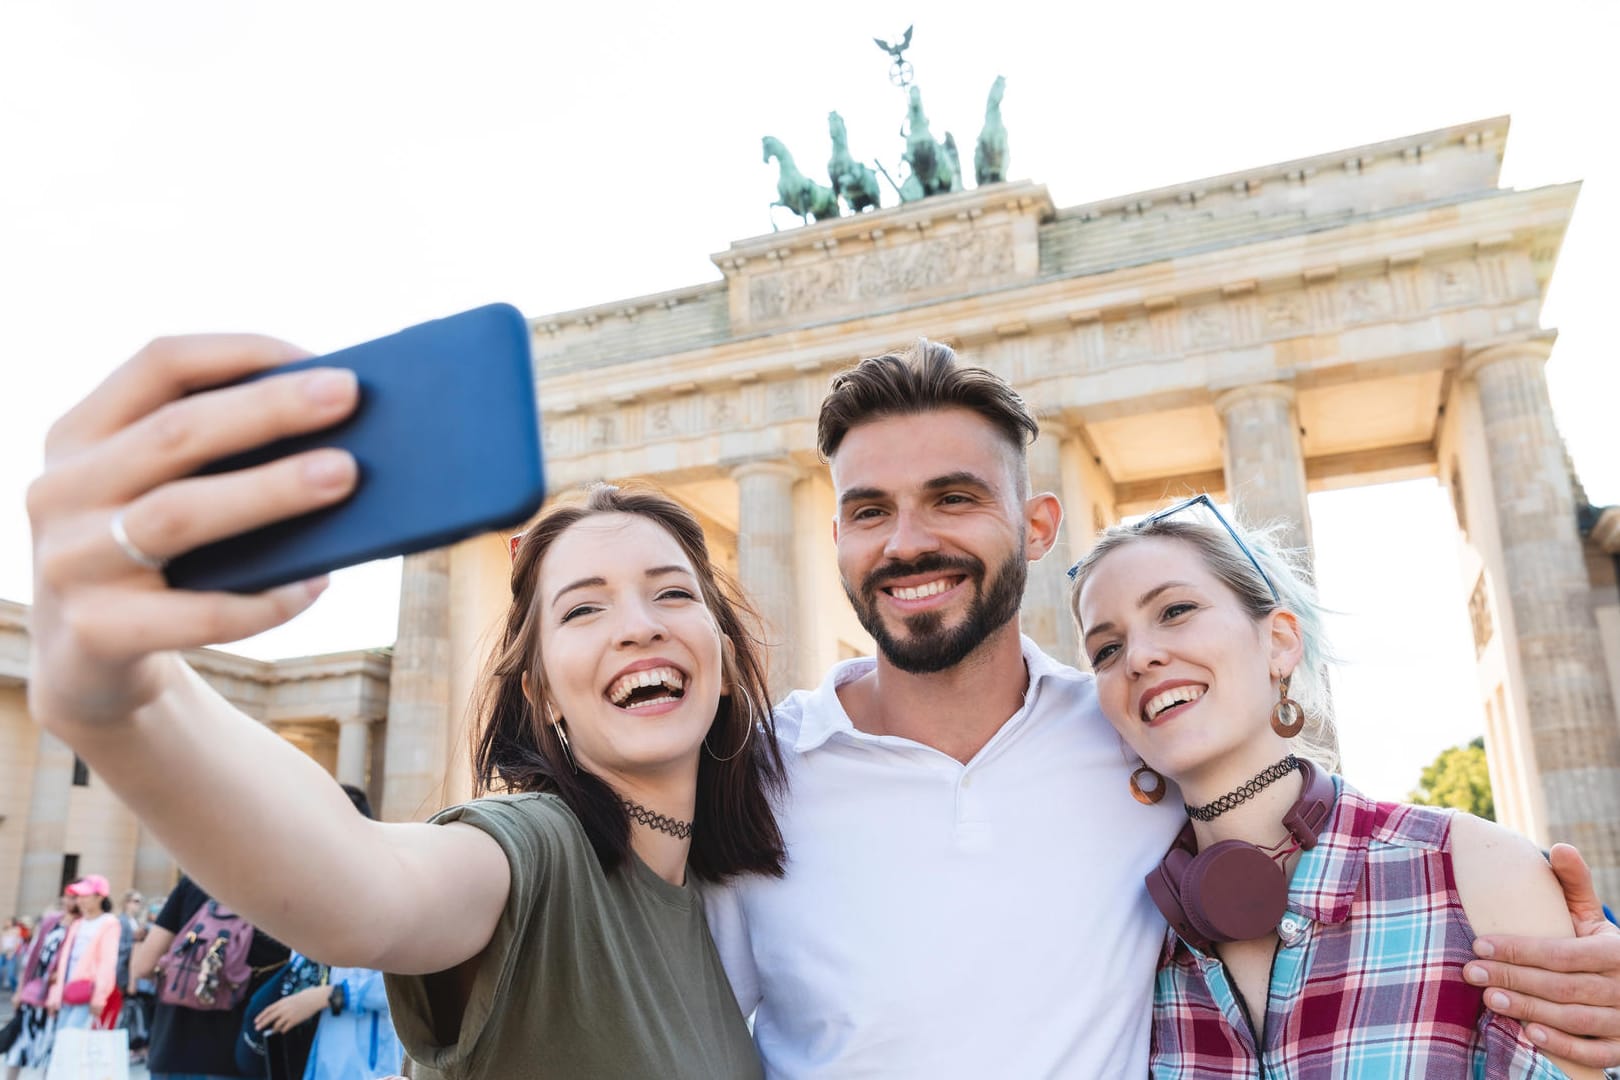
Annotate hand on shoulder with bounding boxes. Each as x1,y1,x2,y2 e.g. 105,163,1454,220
1450,815,1608,1079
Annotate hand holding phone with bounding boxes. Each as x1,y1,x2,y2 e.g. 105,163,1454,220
164,303,547,593
28,304,545,733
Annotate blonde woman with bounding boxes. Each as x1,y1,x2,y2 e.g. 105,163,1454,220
1068,495,1604,1078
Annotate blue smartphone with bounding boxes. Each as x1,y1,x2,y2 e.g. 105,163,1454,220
164,303,546,594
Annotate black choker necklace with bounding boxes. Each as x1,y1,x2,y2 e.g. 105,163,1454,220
621,798,693,840
1185,755,1300,822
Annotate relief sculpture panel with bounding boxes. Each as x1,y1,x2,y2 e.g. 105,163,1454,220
1341,276,1395,324
745,225,1017,324
1428,259,1482,308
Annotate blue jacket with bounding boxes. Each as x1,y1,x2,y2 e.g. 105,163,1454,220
303,966,404,1080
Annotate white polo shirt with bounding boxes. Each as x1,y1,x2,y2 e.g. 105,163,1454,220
704,637,1184,1078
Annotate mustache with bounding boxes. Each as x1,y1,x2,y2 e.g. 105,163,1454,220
862,553,984,596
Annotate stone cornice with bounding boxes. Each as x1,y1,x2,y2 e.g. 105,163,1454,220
1055,116,1508,225
536,182,1574,415
528,280,726,336
0,597,390,694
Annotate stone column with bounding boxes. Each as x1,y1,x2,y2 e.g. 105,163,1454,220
335,715,376,789
1466,341,1620,900
381,549,452,822
1214,382,1313,557
17,730,73,917
732,461,804,701
1021,420,1079,665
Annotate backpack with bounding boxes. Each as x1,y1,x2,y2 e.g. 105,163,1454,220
156,900,255,1011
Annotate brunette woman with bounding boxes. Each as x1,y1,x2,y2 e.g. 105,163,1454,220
25,333,784,1078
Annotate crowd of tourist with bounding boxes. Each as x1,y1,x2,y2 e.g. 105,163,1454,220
2,796,403,1080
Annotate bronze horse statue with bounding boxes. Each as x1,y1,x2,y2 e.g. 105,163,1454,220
827,112,881,213
975,76,1008,185
763,135,841,224
900,86,958,200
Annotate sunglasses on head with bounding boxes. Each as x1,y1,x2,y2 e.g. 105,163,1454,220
1067,493,1279,603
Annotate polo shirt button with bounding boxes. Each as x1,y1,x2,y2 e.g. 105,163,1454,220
960,775,973,788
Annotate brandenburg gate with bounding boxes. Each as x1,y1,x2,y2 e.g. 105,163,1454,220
3,116,1617,914
382,116,1620,899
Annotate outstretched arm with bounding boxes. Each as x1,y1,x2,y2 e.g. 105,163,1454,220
1452,826,1616,1073
28,333,508,976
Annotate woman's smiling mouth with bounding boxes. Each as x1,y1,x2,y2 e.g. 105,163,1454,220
606,665,688,711
1140,682,1207,724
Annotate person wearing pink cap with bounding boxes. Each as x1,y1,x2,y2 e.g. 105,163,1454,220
47,875,122,1036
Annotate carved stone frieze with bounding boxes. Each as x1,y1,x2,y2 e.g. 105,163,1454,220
648,402,675,438
1185,304,1232,349
1428,259,1483,308
744,225,1018,325
1262,290,1311,336
709,391,740,430
1342,275,1395,324
541,250,1539,461
1104,314,1153,366
769,380,803,421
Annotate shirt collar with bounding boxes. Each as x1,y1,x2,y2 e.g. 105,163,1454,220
1285,776,1375,926
791,635,1088,754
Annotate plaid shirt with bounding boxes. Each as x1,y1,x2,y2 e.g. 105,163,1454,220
1150,778,1566,1078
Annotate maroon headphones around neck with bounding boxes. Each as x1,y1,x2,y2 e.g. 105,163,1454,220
1146,756,1337,953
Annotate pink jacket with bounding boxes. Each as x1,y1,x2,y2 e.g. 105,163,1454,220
47,913,120,1011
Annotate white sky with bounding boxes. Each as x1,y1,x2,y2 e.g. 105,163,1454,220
1,1,1615,802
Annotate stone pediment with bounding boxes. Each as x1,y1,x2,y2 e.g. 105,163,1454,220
713,182,1053,331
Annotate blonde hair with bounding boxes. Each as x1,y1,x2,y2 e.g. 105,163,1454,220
1068,511,1340,773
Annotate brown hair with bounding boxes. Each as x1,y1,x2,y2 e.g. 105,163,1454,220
1068,512,1340,773
472,484,786,883
816,339,1039,468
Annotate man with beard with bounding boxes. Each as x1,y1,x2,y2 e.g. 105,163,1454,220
704,339,1620,1077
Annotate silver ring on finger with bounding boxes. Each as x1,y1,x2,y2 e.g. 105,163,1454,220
109,508,168,572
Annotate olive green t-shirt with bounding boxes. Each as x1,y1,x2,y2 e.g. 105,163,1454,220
384,793,762,1080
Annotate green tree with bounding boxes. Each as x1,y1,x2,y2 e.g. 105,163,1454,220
1408,736,1494,820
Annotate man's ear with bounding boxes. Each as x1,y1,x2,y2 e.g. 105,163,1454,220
1024,491,1063,562
1269,610,1305,678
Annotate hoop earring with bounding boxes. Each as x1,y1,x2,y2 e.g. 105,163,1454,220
1129,763,1166,805
704,703,754,763
1271,676,1304,738
545,705,580,774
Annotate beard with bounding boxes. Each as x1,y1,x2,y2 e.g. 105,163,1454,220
843,546,1028,675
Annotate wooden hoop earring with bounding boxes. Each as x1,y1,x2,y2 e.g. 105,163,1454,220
1271,676,1305,738
1129,764,1166,805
